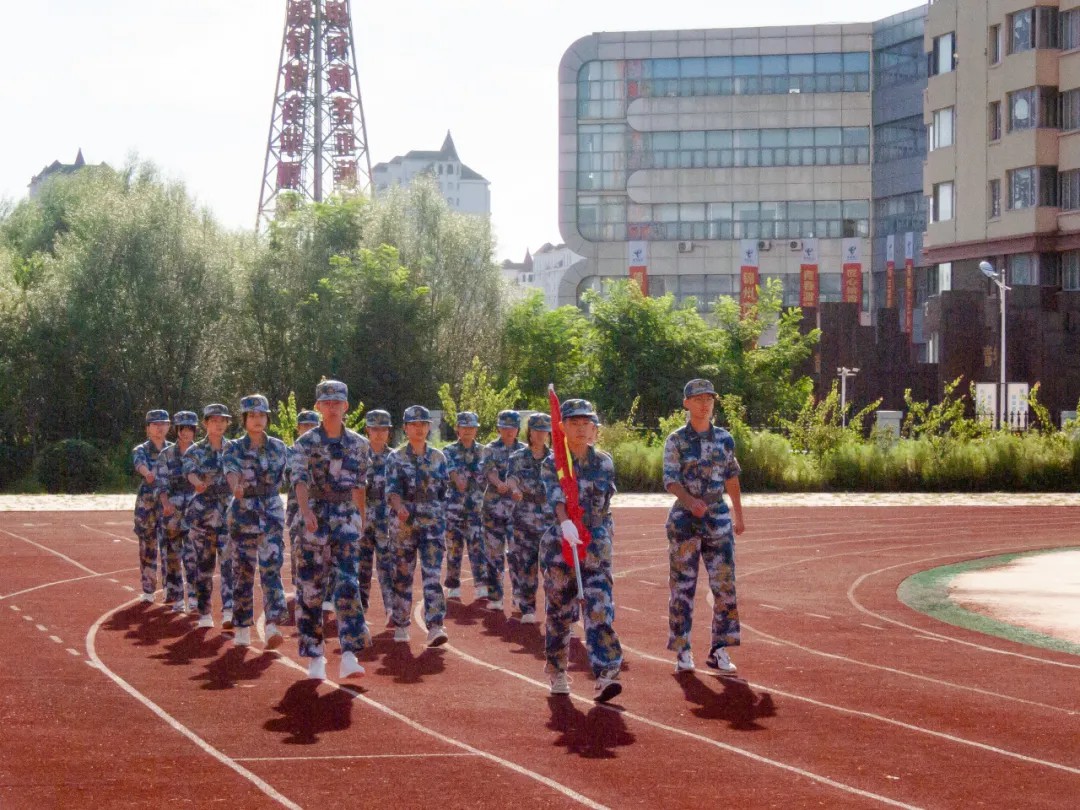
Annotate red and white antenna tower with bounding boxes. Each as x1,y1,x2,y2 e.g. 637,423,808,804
257,0,373,228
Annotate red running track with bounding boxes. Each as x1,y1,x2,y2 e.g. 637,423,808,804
0,506,1078,808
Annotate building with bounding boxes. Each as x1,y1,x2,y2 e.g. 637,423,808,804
372,131,491,215
28,149,99,198
500,250,534,302
526,242,586,308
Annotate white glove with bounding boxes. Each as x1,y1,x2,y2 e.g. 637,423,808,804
560,519,581,546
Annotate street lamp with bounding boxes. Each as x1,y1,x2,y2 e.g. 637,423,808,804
979,260,1009,430
837,366,860,427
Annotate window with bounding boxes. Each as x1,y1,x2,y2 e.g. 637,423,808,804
1062,88,1080,131
930,107,955,149
989,24,1002,64
989,101,1002,140
1064,9,1080,50
1006,253,1037,285
989,179,1001,218
1063,251,1080,289
1060,169,1080,210
874,116,926,161
1007,86,1059,131
1008,166,1058,208
930,32,956,75
1008,7,1061,54
932,181,954,221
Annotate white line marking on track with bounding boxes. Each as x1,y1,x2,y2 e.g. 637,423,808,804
635,580,660,587
35,624,47,632
9,605,20,611
759,604,783,611
806,613,832,620
108,578,118,583
86,598,303,810
915,635,947,643
79,523,137,545
234,753,481,762
22,615,32,622
122,585,135,592
619,605,642,613
66,648,80,657
49,635,62,644
0,528,97,574
861,623,886,631
1,567,138,602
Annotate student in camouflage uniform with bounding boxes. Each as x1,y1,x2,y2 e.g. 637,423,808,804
224,395,289,649
360,409,395,622
663,379,746,675
386,405,450,647
285,409,321,601
481,410,525,613
184,404,236,628
506,413,553,624
442,411,489,601
541,398,623,703
291,380,371,681
154,410,200,612
132,410,172,603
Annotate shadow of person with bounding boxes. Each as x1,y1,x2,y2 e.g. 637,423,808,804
190,646,277,691
372,636,448,684
103,604,196,648
444,598,486,628
150,626,228,666
675,672,776,731
263,679,354,745
545,697,636,758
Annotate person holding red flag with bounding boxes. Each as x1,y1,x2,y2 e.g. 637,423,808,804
541,394,623,703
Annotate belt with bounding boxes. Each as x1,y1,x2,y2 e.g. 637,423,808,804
242,484,279,497
310,488,353,504
202,484,231,499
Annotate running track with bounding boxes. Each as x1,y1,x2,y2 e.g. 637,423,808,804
1,506,1078,808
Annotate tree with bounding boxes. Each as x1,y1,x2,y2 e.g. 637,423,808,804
438,356,522,439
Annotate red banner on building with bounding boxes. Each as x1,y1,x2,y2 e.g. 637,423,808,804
841,238,862,305
628,241,648,295
799,239,819,309
885,234,896,309
739,239,759,314
903,232,915,336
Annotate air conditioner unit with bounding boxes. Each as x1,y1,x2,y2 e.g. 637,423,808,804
788,240,803,251
677,240,694,253
757,240,772,250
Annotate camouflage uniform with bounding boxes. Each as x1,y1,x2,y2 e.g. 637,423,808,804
663,419,742,656
286,410,321,592
482,411,525,604
359,410,394,616
223,409,289,631
152,411,200,606
386,415,449,629
183,422,235,618
132,419,171,597
541,412,622,679
507,428,553,617
442,413,488,591
289,410,371,660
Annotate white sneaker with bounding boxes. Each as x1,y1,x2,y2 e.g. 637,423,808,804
171,600,186,613
708,648,737,673
447,587,462,599
594,669,622,703
339,651,365,679
197,614,214,628
233,627,251,646
322,600,334,613
307,656,327,680
675,650,695,672
264,624,284,650
474,585,488,599
520,612,537,625
487,599,504,611
140,592,155,603
221,609,234,630
393,627,410,643
549,670,571,695
426,625,448,647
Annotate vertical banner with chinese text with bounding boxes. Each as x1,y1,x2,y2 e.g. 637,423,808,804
841,238,862,305
799,239,819,308
739,239,759,314
885,234,896,309
628,240,648,295
903,231,915,337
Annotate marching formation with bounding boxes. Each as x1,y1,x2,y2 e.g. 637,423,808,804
132,378,746,703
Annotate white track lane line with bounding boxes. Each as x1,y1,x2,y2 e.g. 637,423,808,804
0,528,97,574
78,523,138,545
86,597,303,810
619,642,1080,777
234,753,480,762
1,567,138,601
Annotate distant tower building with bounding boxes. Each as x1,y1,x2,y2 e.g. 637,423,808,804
257,0,373,228
28,149,99,198
372,131,491,215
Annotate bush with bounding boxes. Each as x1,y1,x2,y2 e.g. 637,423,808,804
35,439,107,493
0,444,34,489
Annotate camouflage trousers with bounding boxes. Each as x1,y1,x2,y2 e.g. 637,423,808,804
482,495,515,602
296,503,367,658
188,496,234,617
541,526,622,678
510,505,548,615
228,498,287,629
390,514,447,629
161,494,197,604
666,508,740,653
133,489,167,596
444,499,486,589
286,495,300,587
358,520,394,617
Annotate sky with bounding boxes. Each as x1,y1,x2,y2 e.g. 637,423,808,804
0,0,919,263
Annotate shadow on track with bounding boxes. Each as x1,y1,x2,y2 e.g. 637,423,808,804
675,672,775,730
546,697,636,758
264,679,354,744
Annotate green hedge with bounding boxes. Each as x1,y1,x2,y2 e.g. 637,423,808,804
35,439,108,494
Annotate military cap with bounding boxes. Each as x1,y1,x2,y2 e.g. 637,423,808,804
296,409,321,426
683,378,717,399
315,379,348,402
456,411,480,428
202,403,232,419
403,405,432,423
172,410,199,428
560,399,596,419
240,394,270,414
527,413,552,432
145,409,170,424
365,409,393,427
589,414,601,426
496,409,521,429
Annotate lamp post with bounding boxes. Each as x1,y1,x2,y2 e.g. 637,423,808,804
979,261,1009,430
837,366,860,427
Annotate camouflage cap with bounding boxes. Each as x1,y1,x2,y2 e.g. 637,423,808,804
560,398,596,419
172,410,199,428
240,394,270,414
527,413,552,432
456,411,480,428
202,403,232,420
496,409,521,429
296,409,321,426
683,378,717,399
145,409,170,424
365,409,393,428
589,414,601,426
403,405,432,423
315,379,348,402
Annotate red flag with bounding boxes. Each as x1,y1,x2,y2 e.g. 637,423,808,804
548,385,589,565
